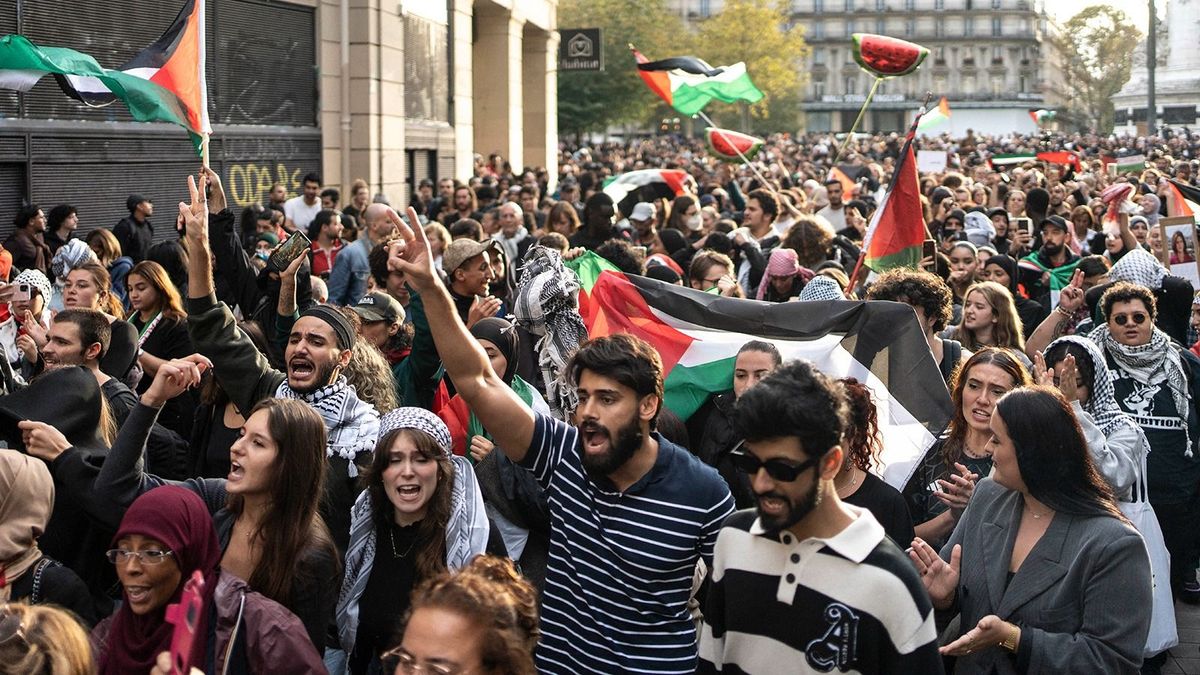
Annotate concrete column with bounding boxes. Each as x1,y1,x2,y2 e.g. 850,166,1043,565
451,0,474,181
473,4,523,170
522,26,558,180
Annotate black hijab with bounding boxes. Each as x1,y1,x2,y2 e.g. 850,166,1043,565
470,317,520,384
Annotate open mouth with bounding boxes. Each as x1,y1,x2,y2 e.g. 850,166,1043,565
971,408,991,423
125,585,152,604
228,461,244,481
289,359,315,378
758,495,787,516
580,423,610,454
394,484,422,502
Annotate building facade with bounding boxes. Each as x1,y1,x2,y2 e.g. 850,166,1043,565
1112,0,1200,134
0,0,557,242
791,0,1065,135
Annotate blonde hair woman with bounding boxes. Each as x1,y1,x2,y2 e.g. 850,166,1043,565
948,281,1032,369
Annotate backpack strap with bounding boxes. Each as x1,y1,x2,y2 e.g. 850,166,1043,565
29,556,59,605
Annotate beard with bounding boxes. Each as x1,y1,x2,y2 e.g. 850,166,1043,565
756,477,822,534
1041,240,1063,258
288,357,339,395
579,416,643,480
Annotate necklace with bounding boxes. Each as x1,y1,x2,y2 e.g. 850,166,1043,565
389,526,418,558
835,467,859,497
1025,502,1051,519
962,443,991,460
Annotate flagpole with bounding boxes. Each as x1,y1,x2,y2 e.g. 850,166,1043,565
846,91,933,292
693,109,802,218
830,76,882,168
201,134,210,169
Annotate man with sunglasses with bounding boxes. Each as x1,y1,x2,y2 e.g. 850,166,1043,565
1094,282,1200,604
699,360,942,674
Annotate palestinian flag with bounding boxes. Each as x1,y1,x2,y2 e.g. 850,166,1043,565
990,152,1078,169
0,0,209,155
1166,179,1200,218
859,103,926,274
1035,151,1080,170
916,96,950,132
1028,109,1056,125
631,46,763,116
1109,154,1146,175
564,251,953,489
1018,253,1080,309
828,166,857,196
602,169,692,216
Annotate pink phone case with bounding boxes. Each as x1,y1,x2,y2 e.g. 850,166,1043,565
165,570,206,675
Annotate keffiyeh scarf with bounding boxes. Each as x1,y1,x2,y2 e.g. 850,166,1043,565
274,376,380,472
797,275,844,302
335,407,489,654
514,245,588,420
1109,247,1167,290
50,239,97,280
1049,335,1146,440
1089,324,1193,456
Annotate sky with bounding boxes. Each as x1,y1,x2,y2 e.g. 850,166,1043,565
1046,0,1151,29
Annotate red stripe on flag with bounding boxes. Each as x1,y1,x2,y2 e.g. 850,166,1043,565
631,47,673,108
148,0,207,134
587,271,694,375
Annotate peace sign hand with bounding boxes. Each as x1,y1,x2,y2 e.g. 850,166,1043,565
386,206,438,292
1057,269,1085,313
179,173,209,243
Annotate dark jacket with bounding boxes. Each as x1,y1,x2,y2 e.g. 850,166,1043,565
697,392,754,509
9,555,99,626
941,479,1151,674
3,228,51,274
92,572,327,675
112,215,153,263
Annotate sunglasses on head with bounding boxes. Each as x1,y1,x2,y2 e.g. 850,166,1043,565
730,445,823,482
1113,312,1148,326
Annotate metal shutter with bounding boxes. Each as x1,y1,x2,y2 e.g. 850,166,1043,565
0,165,28,227
20,0,217,124
0,5,16,118
214,0,317,126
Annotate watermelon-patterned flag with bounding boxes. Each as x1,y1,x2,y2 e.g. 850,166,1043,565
0,0,210,155
631,46,763,116
860,110,926,272
564,252,953,489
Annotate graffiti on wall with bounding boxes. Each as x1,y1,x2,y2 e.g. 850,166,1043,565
225,162,303,207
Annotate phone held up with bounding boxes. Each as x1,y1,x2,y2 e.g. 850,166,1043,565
165,570,206,675
268,230,311,272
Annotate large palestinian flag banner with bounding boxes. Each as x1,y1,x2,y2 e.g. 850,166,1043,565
566,253,953,489
0,0,210,155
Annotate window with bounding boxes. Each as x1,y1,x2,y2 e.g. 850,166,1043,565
812,20,825,38
935,0,944,8
934,75,947,93
844,74,858,94
846,18,856,35
991,76,1003,96
935,46,945,62
1018,75,1028,92
935,17,945,37
699,0,711,16
876,18,885,34
905,0,915,8
992,45,1003,62
963,74,976,94
876,0,885,9
814,80,826,97
964,17,973,36
905,18,915,35
813,48,826,64
992,16,1002,35
992,0,1001,7
814,0,824,10
844,0,853,10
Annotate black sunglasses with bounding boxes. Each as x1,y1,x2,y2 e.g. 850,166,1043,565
1113,312,1148,326
730,447,823,482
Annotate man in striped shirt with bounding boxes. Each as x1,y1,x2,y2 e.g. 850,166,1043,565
699,361,943,674
384,207,735,673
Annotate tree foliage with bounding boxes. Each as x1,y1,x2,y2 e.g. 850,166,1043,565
689,0,808,133
1056,5,1141,133
555,0,808,136
556,0,686,138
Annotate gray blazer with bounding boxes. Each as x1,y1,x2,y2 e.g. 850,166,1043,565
940,479,1151,674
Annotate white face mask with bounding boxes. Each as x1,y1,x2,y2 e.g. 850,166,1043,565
686,215,702,231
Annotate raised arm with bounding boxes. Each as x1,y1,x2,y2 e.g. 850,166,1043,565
387,207,536,461
1026,269,1084,358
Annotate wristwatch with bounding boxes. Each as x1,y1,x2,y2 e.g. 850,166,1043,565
999,624,1020,652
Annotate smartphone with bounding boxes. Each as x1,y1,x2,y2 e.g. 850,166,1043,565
165,570,205,675
1012,217,1033,236
10,283,31,303
268,230,311,272
922,240,936,260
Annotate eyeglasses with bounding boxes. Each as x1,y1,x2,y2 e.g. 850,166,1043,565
380,648,467,675
1112,312,1148,326
730,447,823,482
106,549,175,565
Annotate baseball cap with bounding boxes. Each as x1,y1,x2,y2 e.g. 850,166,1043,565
630,202,656,222
126,194,152,212
442,238,500,275
351,292,404,324
1040,215,1069,232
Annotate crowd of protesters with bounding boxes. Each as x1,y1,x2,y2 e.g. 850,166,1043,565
1,125,1199,674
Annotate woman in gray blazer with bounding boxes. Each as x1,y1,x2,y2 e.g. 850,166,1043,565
910,386,1152,674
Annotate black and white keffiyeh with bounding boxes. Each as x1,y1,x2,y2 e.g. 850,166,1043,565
335,407,489,655
274,376,380,470
797,275,844,302
1088,324,1193,455
514,245,588,420
1109,248,1167,290
1048,335,1146,440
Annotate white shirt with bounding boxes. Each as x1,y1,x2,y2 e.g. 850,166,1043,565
283,196,322,232
817,204,846,230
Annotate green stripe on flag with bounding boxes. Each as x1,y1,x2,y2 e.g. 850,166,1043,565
0,35,203,154
865,245,925,273
663,357,735,420
670,72,763,116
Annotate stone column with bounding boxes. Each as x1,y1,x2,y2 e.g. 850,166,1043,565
473,3,523,170
522,26,558,181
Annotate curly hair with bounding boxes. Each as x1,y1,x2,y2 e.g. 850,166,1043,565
838,377,881,473
1100,281,1157,321
403,556,541,675
342,339,400,413
865,268,954,332
781,215,835,268
0,603,94,675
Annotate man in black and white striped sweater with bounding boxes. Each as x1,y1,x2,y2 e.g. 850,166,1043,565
699,361,944,674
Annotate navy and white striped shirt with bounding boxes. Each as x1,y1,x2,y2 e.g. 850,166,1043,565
521,412,735,674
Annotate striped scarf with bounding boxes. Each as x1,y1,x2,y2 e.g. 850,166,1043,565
274,376,380,472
